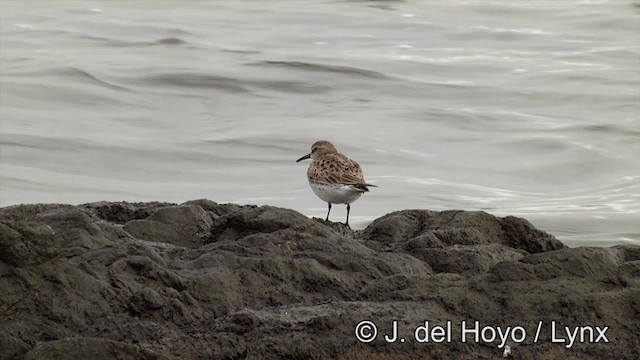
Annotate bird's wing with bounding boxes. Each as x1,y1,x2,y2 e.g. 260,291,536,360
309,154,366,185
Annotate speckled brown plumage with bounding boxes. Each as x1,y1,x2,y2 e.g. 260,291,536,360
304,140,373,187
308,152,366,185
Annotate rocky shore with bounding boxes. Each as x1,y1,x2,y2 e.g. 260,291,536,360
1,200,638,359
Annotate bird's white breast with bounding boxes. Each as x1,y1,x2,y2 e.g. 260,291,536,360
308,179,364,204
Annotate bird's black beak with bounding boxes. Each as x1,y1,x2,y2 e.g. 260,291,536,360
296,153,311,162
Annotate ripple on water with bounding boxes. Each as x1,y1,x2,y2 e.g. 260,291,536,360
79,34,190,47
247,61,396,80
130,72,334,95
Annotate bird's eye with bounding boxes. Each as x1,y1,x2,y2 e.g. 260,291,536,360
312,147,316,152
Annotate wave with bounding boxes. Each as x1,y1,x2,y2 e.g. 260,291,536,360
247,60,395,80
80,34,189,47
4,66,131,92
133,72,333,94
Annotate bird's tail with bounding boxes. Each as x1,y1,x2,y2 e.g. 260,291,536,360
353,183,378,192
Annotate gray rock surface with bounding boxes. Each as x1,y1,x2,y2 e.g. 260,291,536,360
0,200,638,359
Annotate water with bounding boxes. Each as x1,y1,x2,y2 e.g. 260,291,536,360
1,0,638,247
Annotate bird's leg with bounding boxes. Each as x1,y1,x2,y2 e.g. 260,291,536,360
325,202,332,221
345,203,351,228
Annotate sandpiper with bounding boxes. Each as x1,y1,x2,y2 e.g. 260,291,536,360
296,140,377,227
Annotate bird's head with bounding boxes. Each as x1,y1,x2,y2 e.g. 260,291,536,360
296,140,337,162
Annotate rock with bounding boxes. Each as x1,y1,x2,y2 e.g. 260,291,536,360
411,243,526,274
80,201,175,224
23,337,168,360
0,220,59,267
183,198,245,217
0,330,30,360
210,205,338,241
0,200,637,360
35,207,111,257
0,204,72,222
490,246,630,281
123,205,213,249
360,210,565,253
500,215,566,253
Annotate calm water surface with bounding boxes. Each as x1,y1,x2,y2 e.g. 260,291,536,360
1,0,639,247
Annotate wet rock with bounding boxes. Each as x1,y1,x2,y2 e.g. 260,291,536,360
490,246,630,281
211,205,337,241
361,210,565,254
23,337,168,360
0,200,637,360
123,205,213,249
0,220,59,267
183,198,245,217
412,243,526,274
0,204,72,222
80,201,175,224
226,309,262,335
35,207,111,257
0,331,30,360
